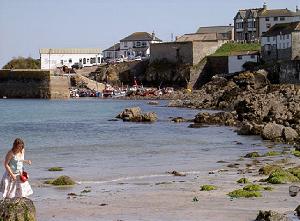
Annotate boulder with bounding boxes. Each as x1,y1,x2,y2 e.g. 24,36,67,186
117,107,157,123
194,112,236,126
255,210,290,221
237,121,253,135
282,127,298,142
262,123,284,141
147,101,159,105
295,205,300,217
0,197,36,221
171,117,187,123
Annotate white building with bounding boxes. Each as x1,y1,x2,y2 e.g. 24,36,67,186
119,32,162,58
228,51,259,74
103,43,120,60
259,8,300,36
40,48,102,70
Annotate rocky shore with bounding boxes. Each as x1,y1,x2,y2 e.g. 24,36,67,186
168,70,300,144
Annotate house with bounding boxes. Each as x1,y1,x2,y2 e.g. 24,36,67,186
261,21,300,62
40,48,102,70
196,26,234,41
234,3,300,42
234,6,264,42
176,32,228,42
228,51,259,74
258,8,300,36
103,43,120,60
119,32,162,58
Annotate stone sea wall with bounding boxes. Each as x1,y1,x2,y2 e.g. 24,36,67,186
0,69,69,99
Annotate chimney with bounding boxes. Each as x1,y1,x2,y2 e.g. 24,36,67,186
152,31,155,40
297,5,299,12
263,2,267,10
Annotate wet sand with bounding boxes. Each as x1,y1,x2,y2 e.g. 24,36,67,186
33,154,300,221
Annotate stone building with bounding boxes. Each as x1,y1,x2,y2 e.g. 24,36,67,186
196,26,234,41
261,21,300,62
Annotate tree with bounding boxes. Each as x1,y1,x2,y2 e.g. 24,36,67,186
2,57,41,69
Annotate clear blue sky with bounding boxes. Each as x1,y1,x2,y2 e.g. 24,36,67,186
0,0,299,67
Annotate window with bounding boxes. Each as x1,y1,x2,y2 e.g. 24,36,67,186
124,42,128,48
273,44,276,49
267,37,270,42
87,58,90,63
98,57,101,63
265,17,270,21
237,55,243,60
136,41,141,47
79,58,82,63
69,58,72,63
283,35,285,40
274,17,278,21
273,36,276,41
287,34,290,39
142,41,147,46
251,55,256,59
60,60,63,65
266,23,271,29
283,43,286,49
83,58,86,64
280,17,285,21
287,42,290,48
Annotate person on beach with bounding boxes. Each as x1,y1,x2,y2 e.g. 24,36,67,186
0,138,33,198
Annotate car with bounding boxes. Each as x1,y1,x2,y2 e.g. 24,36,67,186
134,56,142,61
71,62,83,69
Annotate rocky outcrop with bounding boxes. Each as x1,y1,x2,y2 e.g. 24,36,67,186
255,210,290,221
194,112,237,127
0,197,36,221
168,70,300,144
117,107,157,122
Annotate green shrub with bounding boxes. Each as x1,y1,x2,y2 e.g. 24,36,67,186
264,151,281,157
293,150,300,157
200,185,217,191
212,43,260,57
2,57,40,69
228,189,262,198
259,165,282,175
263,186,274,191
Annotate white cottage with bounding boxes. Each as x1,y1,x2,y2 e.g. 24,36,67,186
228,51,259,74
40,48,102,70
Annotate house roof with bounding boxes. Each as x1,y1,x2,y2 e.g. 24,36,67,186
103,43,120,52
39,48,101,54
176,33,219,42
120,32,162,42
235,8,264,19
262,21,300,37
197,26,233,34
229,51,260,56
258,9,295,17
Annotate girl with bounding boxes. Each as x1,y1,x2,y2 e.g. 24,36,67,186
0,138,33,198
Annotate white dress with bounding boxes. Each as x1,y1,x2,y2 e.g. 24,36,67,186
0,154,33,198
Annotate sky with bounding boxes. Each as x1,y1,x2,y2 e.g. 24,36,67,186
0,0,299,67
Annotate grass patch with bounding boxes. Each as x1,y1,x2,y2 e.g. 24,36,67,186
263,151,282,157
244,152,261,158
45,175,75,186
293,150,300,157
211,42,260,57
243,184,263,191
81,189,91,194
200,185,217,191
48,167,63,172
237,178,250,184
228,189,262,198
264,169,299,184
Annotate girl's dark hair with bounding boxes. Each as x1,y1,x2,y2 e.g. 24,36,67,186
12,138,25,154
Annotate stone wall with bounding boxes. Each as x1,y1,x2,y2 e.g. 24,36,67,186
292,32,300,60
150,42,193,64
262,47,292,62
279,61,300,84
0,69,70,99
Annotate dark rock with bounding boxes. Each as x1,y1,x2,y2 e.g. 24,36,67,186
188,123,207,128
171,117,187,123
147,101,159,105
255,210,290,221
283,127,298,142
0,197,36,221
194,112,236,127
168,170,186,176
117,107,157,123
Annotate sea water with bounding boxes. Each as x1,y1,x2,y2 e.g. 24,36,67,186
0,99,267,185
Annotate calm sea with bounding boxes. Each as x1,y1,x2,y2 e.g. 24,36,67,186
0,99,267,183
